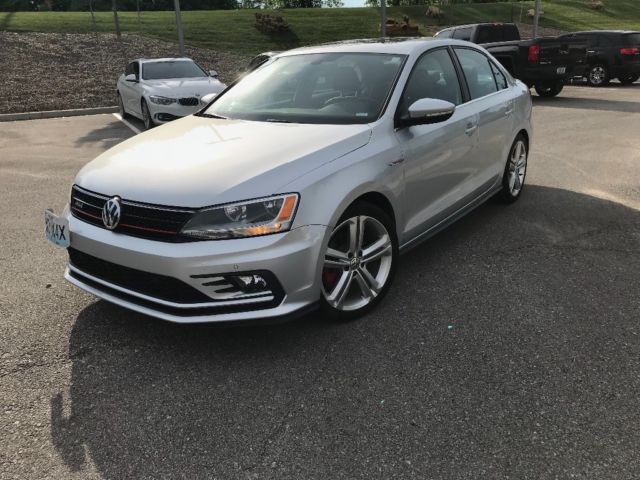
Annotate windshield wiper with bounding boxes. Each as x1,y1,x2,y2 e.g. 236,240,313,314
265,118,292,123
199,113,227,119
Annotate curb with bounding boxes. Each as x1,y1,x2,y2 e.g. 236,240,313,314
0,106,118,122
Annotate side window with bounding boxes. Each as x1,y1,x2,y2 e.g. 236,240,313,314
454,48,499,100
125,62,134,76
133,62,140,77
436,29,453,39
476,26,502,44
587,34,600,47
490,61,508,90
398,48,462,118
453,27,472,41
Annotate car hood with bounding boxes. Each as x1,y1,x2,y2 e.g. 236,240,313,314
143,77,226,96
74,115,372,208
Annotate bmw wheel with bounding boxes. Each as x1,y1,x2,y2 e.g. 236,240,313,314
141,99,154,130
320,202,397,321
498,135,528,203
587,64,609,87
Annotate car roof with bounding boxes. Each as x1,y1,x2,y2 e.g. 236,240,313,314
135,57,195,64
438,23,513,32
277,37,476,57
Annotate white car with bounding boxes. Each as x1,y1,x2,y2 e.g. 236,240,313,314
116,58,227,129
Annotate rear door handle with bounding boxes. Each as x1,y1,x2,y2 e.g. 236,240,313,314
505,103,514,116
465,123,478,135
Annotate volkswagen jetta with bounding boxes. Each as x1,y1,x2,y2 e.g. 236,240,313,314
46,38,532,323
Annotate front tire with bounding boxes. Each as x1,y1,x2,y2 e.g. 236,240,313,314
498,135,528,203
320,202,398,321
587,64,609,87
618,74,639,85
141,99,154,130
116,92,128,118
534,82,564,98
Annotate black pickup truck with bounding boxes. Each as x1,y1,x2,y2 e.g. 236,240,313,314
435,23,587,97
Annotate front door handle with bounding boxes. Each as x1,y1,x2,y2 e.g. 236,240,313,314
465,123,478,136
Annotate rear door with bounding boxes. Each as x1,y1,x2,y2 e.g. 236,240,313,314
394,47,479,242
453,47,514,190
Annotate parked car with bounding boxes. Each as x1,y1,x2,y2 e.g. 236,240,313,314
557,30,640,86
435,23,587,97
46,38,532,323
116,58,227,130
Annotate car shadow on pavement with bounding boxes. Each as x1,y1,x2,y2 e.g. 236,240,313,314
50,186,640,479
74,120,136,149
532,95,640,114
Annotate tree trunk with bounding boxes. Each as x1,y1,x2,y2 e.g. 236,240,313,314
112,0,122,39
136,0,141,29
89,0,96,30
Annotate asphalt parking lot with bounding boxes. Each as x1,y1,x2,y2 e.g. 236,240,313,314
1,84,640,479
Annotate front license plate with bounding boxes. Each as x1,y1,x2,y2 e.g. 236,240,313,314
557,67,566,74
45,209,70,248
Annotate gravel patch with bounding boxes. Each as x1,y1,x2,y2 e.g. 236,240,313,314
0,32,250,114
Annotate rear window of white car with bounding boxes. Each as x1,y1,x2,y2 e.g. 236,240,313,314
142,61,207,80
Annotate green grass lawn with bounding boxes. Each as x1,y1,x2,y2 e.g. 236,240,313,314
1,0,639,55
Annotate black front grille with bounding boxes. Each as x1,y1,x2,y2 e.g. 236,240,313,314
70,185,194,242
68,248,211,304
179,97,199,106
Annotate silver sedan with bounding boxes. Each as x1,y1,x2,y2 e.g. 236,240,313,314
50,38,532,323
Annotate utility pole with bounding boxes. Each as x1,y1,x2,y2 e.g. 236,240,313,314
533,0,541,38
174,0,186,57
112,0,121,39
380,0,386,38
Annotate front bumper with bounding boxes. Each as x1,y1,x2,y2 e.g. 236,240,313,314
146,101,204,124
64,210,327,323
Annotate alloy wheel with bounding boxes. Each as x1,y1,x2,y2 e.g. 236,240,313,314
142,101,151,130
322,215,393,312
589,66,606,86
508,139,527,196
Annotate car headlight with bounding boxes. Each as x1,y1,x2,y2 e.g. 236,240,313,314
148,95,176,105
180,194,299,240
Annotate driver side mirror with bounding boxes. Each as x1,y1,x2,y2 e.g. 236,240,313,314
124,73,138,83
209,70,219,78
200,93,218,105
399,98,456,128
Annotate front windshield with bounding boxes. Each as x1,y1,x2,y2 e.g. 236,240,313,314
204,52,406,125
142,61,207,80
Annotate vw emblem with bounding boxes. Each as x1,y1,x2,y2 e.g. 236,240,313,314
102,196,122,230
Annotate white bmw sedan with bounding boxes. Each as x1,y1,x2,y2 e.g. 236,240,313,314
116,57,227,129
46,39,532,323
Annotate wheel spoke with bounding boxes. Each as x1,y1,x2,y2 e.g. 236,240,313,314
509,171,517,191
328,270,353,308
325,247,349,268
361,235,391,263
356,216,367,251
354,270,374,301
513,171,522,190
357,266,380,296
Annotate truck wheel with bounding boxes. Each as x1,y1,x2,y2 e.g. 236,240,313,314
618,74,639,85
534,82,564,98
587,64,609,87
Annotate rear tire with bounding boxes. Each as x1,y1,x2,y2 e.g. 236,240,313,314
587,64,610,87
320,202,398,322
618,74,639,85
497,134,528,203
534,82,564,98
141,99,154,130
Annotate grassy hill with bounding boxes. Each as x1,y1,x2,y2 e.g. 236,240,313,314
1,0,639,55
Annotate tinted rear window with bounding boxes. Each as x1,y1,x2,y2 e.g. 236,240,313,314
623,33,640,45
476,24,519,43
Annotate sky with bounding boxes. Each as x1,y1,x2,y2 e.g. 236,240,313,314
341,0,367,7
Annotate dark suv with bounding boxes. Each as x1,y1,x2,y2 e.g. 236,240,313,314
558,30,640,86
